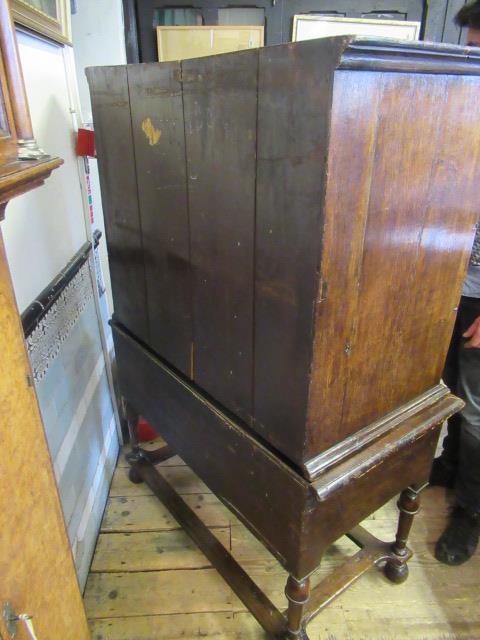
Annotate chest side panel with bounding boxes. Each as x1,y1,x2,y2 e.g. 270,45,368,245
253,39,344,460
307,70,480,456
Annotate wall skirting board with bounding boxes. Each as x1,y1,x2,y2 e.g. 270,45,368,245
22,233,119,590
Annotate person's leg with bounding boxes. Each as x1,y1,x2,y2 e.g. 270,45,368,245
435,297,480,565
455,336,480,514
429,301,463,486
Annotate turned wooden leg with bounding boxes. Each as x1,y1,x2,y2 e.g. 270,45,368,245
121,398,143,483
384,486,420,584
127,461,143,484
285,575,310,639
122,398,139,448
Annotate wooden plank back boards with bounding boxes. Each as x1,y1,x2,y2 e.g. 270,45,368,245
87,37,480,478
182,51,257,421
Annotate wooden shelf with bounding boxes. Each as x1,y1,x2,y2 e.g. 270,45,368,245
0,156,63,219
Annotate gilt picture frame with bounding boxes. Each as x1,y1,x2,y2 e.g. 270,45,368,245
292,15,420,43
9,0,71,45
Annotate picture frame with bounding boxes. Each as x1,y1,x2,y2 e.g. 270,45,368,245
157,25,264,62
9,0,71,45
292,15,421,43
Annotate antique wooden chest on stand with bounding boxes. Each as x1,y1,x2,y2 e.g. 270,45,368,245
87,37,480,638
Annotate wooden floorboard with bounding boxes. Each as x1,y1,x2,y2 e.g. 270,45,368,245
85,442,480,639
109,465,211,497
90,529,231,573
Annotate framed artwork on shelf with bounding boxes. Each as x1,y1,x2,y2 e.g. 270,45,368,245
292,16,420,43
157,25,264,62
9,0,71,45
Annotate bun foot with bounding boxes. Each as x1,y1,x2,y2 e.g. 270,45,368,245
128,466,143,484
284,629,309,640
384,559,409,584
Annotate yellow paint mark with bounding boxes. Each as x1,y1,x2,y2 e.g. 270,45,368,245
141,117,161,146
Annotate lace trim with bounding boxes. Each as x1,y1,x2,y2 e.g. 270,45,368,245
26,259,94,382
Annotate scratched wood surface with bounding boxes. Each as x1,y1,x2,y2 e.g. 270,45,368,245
86,65,149,343
89,41,480,476
85,442,480,640
253,37,348,460
182,50,257,422
127,61,193,376
0,232,90,640
306,70,480,457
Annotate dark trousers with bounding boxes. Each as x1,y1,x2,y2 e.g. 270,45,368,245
441,296,480,513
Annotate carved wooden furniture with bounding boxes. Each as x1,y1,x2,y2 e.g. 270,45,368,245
88,37,480,638
0,1,90,637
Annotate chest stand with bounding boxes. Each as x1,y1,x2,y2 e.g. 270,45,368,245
125,431,423,640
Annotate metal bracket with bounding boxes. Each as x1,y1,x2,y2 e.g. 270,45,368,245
2,603,38,639
3,603,17,638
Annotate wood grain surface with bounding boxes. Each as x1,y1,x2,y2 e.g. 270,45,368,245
85,443,480,640
113,322,460,579
87,65,149,343
127,61,193,376
182,50,257,421
112,323,310,575
88,39,480,474
0,231,89,640
306,70,480,457
253,37,348,459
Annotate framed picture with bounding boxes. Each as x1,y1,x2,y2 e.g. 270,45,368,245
157,25,264,62
9,0,71,45
292,16,420,43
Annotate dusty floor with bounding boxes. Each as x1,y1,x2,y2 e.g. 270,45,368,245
84,440,480,640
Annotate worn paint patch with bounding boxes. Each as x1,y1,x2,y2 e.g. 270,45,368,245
141,117,161,146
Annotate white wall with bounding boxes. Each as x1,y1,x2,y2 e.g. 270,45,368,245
71,0,127,314
72,0,126,122
3,32,87,312
2,24,120,590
